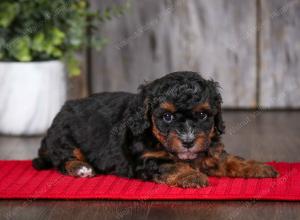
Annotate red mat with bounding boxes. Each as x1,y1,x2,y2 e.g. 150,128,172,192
0,161,299,201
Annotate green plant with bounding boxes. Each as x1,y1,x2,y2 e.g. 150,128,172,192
0,0,129,76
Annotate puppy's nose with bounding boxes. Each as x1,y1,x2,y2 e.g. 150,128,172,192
182,140,194,149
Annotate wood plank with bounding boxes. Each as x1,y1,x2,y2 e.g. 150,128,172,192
90,0,257,108
259,0,300,108
0,200,300,220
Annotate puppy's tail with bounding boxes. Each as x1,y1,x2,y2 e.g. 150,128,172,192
32,139,53,170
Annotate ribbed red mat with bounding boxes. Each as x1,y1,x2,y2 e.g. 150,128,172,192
0,161,299,200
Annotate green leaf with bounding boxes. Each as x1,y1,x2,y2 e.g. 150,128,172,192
50,27,65,46
78,0,87,10
32,29,64,58
51,47,63,58
32,32,45,52
0,3,20,28
8,36,32,61
66,54,81,76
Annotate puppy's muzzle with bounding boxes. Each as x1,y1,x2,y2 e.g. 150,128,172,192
176,123,196,149
181,140,194,149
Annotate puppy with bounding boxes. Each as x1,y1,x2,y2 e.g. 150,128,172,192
33,71,278,188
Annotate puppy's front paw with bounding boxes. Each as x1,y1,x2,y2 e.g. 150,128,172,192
154,163,209,188
249,163,279,178
155,170,209,188
175,171,209,188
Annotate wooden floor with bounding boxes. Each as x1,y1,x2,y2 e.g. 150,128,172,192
0,111,300,220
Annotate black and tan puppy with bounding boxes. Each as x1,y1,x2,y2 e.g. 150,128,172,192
33,71,278,188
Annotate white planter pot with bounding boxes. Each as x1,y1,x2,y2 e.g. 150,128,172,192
0,61,67,135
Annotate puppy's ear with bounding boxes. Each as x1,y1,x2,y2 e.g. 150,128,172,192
214,93,225,135
207,80,225,135
126,85,151,136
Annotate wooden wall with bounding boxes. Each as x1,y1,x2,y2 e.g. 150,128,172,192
260,0,300,108
88,0,300,108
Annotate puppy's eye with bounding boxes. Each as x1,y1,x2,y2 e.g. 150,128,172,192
199,112,208,120
163,113,174,123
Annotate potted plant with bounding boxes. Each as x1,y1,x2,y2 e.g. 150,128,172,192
0,0,128,135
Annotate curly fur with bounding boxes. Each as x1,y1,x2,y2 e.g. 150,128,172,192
33,71,278,188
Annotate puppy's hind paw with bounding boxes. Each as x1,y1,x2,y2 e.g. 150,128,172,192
76,166,95,178
65,161,96,178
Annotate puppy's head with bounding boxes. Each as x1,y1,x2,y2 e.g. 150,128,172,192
129,71,225,160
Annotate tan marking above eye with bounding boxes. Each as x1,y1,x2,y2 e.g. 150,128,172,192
160,102,176,113
193,102,210,112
